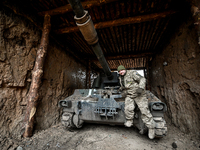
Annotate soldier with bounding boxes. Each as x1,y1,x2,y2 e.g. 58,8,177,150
117,65,155,139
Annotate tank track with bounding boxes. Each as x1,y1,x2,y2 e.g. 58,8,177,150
61,112,75,128
154,117,167,138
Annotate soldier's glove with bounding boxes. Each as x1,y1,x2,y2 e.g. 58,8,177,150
121,90,127,97
117,87,123,93
136,88,144,95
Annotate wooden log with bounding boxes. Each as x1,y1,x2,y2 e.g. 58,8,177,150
146,57,151,91
88,60,91,89
55,10,177,34
38,0,118,16
23,15,51,137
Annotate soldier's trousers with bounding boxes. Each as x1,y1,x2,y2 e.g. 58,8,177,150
124,92,154,129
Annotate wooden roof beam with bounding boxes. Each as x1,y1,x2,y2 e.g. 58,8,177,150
38,0,118,16
90,52,153,61
110,67,146,71
55,10,177,34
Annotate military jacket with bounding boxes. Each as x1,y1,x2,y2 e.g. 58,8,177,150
119,70,146,90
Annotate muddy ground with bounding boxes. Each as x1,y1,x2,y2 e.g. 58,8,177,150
1,120,200,150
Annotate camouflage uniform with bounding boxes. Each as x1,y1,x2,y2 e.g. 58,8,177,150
119,70,154,130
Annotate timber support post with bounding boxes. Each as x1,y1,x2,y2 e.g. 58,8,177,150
86,60,91,88
88,60,91,88
23,14,51,137
146,57,151,91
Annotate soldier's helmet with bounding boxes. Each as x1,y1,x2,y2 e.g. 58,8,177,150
117,65,126,72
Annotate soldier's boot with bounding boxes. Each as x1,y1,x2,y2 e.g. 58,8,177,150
124,120,133,127
148,121,156,139
139,128,145,134
148,128,155,139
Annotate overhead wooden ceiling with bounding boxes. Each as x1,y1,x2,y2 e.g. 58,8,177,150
3,0,185,71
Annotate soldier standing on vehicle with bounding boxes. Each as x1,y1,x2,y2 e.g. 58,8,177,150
117,65,156,139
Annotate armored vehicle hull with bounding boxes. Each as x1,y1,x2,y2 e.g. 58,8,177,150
59,88,167,138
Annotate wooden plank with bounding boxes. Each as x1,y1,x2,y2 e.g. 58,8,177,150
110,67,146,71
91,52,153,61
55,10,177,34
38,0,118,16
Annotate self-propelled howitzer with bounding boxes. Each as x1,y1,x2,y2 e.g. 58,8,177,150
58,0,167,139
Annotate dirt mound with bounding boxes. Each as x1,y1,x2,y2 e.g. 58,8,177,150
1,122,199,150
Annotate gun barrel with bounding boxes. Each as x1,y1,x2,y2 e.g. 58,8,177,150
68,0,113,80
